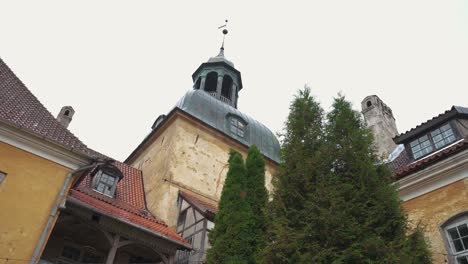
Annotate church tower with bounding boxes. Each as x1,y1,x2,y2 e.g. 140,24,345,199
126,24,280,264
191,38,242,108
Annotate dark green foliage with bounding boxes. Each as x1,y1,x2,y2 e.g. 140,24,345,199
207,150,255,264
403,226,432,264
259,87,324,263
245,145,268,258
260,90,432,263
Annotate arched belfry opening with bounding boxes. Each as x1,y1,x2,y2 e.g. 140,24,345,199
194,77,201,90
205,72,218,93
367,101,372,107
190,24,242,108
221,75,233,100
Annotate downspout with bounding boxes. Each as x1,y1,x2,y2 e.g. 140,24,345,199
30,161,106,264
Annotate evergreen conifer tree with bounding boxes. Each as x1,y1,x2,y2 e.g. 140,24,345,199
207,150,255,264
245,145,268,258
259,87,324,263
260,91,431,263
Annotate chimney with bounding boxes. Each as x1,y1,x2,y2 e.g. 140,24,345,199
361,95,399,159
57,106,75,128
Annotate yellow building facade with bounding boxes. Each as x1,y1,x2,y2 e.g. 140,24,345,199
0,58,93,263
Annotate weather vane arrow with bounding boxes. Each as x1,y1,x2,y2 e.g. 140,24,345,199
218,20,229,51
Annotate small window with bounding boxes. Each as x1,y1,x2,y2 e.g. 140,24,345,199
95,172,117,196
91,166,122,198
64,110,70,116
366,101,372,107
431,123,456,149
444,219,468,263
0,171,6,185
230,118,245,138
410,135,433,159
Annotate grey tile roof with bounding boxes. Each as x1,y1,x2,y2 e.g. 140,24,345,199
393,105,468,144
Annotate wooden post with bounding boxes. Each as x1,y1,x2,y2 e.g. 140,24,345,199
105,234,120,264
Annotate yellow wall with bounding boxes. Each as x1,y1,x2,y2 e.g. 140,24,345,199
0,142,71,264
130,115,277,227
403,178,468,264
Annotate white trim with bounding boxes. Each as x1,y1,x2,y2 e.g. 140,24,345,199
0,123,90,169
397,149,468,201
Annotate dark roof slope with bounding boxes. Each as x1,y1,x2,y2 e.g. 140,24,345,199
393,106,468,144
176,90,281,162
0,58,93,156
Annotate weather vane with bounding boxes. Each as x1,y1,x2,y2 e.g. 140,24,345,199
218,20,229,50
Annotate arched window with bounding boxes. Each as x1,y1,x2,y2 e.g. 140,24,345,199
64,110,70,116
221,75,233,100
205,72,218,93
194,77,201,90
366,101,372,107
441,211,468,263
91,165,123,197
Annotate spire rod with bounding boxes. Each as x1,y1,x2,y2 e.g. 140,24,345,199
217,20,229,56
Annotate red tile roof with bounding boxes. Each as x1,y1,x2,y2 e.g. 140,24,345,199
0,58,95,157
393,138,468,179
180,191,218,220
0,58,188,248
70,161,190,248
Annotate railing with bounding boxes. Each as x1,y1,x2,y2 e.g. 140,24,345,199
208,92,217,97
220,95,231,103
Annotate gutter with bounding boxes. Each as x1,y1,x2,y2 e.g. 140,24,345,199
66,196,192,250
30,161,107,264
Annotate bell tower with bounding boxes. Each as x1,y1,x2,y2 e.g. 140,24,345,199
191,21,243,108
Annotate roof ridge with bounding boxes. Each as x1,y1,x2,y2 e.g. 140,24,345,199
397,107,453,138
0,57,91,154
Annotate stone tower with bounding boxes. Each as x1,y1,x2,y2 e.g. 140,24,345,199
361,95,399,159
56,106,74,128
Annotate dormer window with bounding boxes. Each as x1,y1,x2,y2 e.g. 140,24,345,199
230,117,245,138
91,165,123,197
409,122,458,160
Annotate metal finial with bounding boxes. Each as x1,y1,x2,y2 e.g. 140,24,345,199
217,20,229,55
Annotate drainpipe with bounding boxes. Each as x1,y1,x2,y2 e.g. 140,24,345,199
30,161,106,264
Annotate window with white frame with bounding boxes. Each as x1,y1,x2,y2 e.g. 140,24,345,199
443,216,468,263
409,122,459,160
91,166,122,198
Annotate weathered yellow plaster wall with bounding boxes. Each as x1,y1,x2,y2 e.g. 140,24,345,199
0,142,71,264
130,116,277,227
403,179,468,264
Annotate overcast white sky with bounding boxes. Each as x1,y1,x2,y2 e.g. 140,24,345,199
1,1,467,161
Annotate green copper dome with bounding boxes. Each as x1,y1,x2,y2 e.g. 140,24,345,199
176,90,281,163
